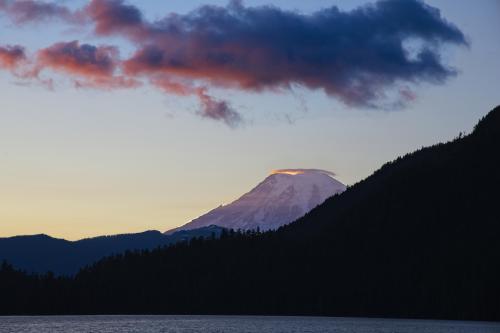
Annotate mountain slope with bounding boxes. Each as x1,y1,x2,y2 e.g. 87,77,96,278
167,169,345,233
1,106,499,320
0,226,223,275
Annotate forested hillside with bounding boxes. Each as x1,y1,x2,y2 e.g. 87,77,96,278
0,226,223,275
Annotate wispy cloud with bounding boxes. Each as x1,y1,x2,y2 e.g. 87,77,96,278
0,0,77,24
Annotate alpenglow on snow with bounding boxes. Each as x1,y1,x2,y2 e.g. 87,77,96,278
166,169,346,233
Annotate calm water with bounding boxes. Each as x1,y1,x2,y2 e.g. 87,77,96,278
0,315,498,333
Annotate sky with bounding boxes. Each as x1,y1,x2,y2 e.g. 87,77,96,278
0,0,499,240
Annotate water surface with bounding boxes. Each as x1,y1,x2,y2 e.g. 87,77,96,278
0,315,498,333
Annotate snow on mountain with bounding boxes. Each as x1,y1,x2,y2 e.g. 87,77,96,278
166,169,346,234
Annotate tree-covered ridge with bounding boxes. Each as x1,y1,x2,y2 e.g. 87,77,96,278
0,226,225,275
1,106,499,320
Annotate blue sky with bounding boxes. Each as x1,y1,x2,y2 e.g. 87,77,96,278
0,0,499,239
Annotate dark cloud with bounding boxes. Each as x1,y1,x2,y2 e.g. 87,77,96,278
114,0,467,107
0,0,468,124
85,0,144,36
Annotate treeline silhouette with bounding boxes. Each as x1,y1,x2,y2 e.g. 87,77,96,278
0,226,224,275
1,106,499,321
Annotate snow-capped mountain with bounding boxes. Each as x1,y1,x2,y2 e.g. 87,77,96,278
166,169,346,234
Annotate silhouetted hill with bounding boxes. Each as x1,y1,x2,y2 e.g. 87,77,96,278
1,106,499,320
0,226,223,275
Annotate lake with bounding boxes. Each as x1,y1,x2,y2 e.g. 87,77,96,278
0,315,498,333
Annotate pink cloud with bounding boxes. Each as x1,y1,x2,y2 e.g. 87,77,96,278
0,45,26,70
37,41,138,89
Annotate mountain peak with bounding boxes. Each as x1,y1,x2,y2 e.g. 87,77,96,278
166,168,346,234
